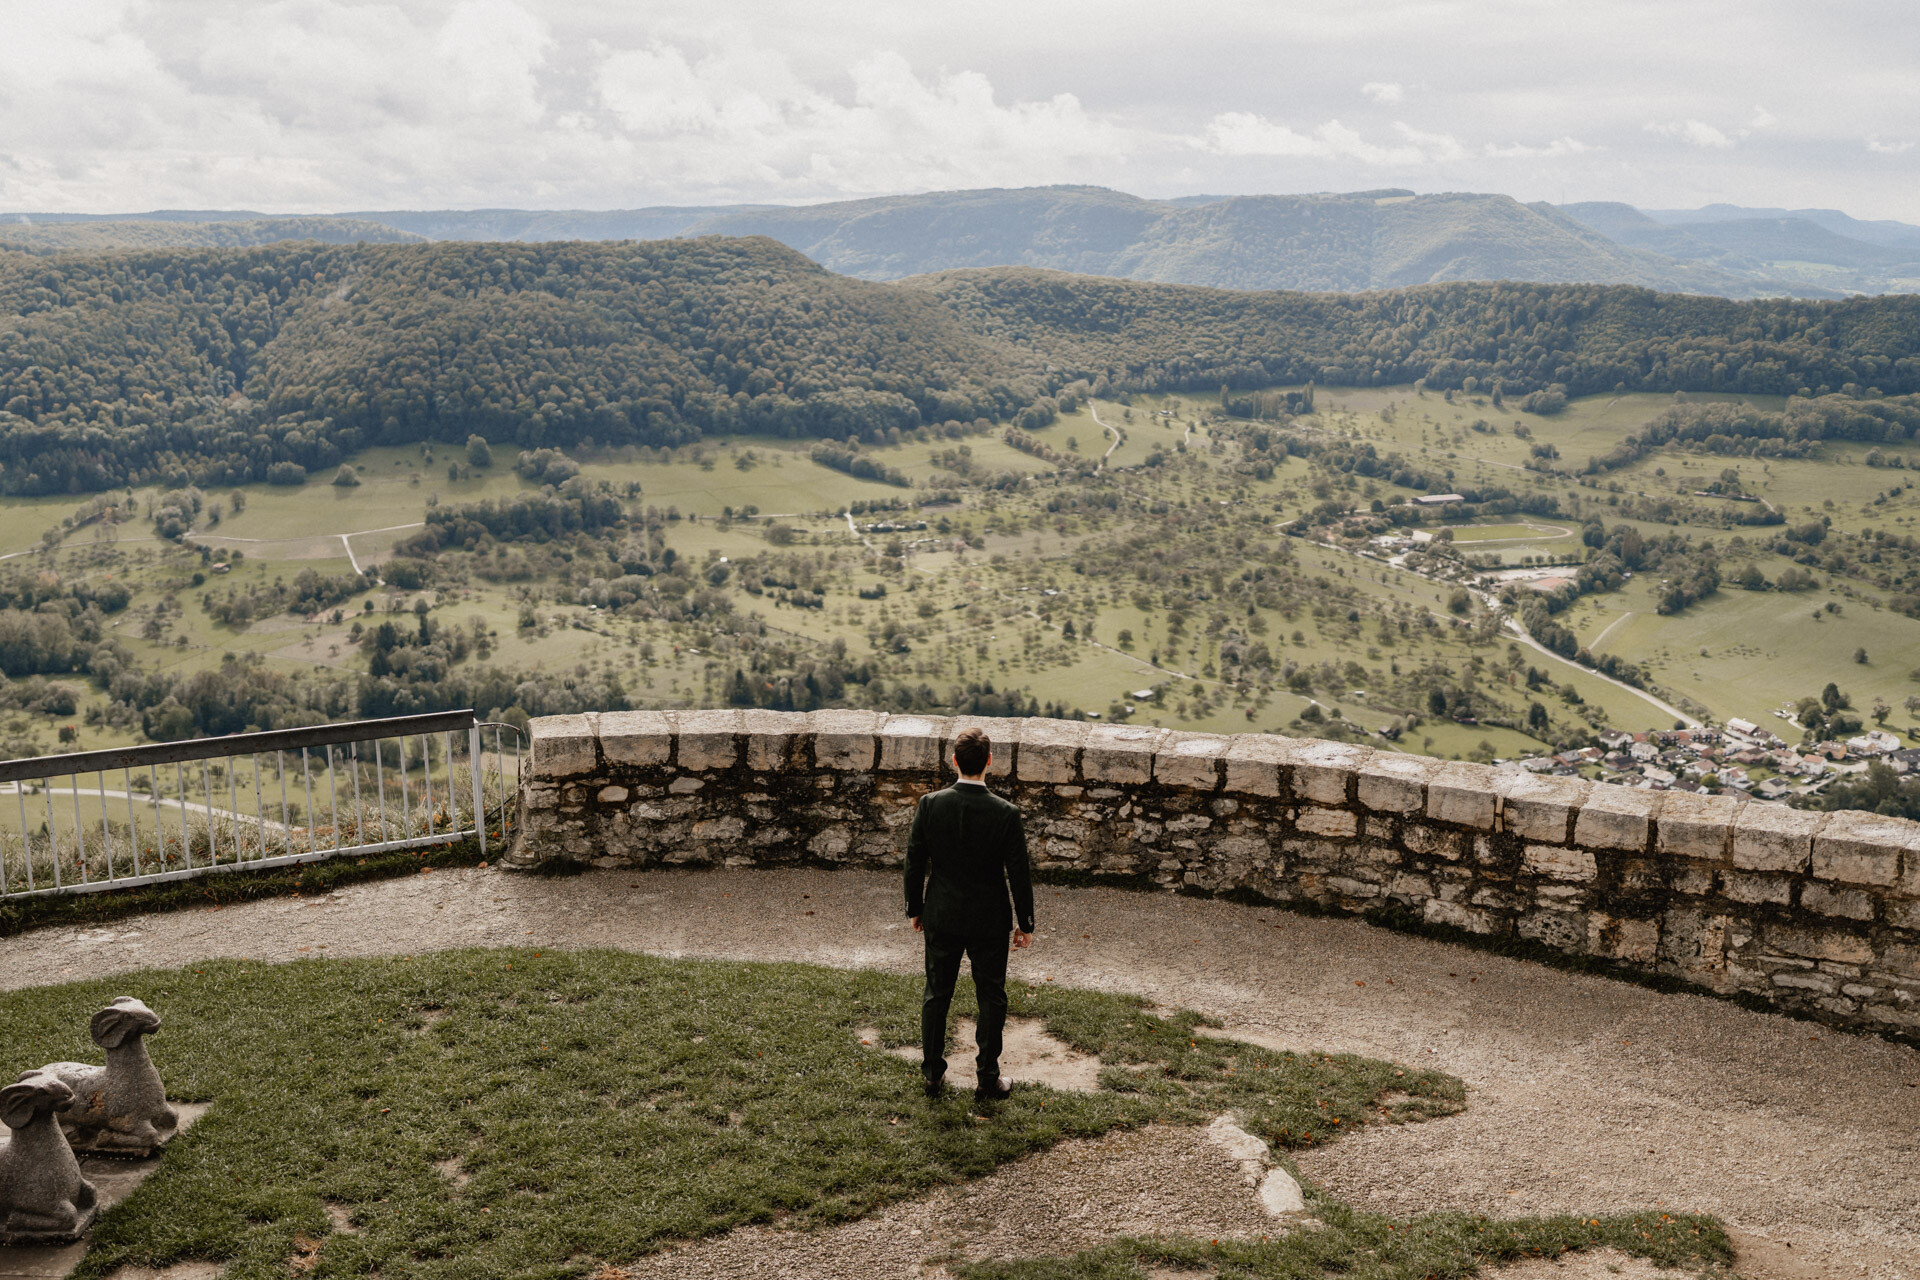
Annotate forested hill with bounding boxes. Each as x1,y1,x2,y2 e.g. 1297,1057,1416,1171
0,237,1044,495
6,236,1920,496
914,268,1920,397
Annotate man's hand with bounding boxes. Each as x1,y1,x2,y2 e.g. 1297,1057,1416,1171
1012,930,1033,950
911,916,923,932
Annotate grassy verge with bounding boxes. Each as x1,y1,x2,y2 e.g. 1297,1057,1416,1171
0,837,495,938
955,1205,1733,1279
3,950,1461,1280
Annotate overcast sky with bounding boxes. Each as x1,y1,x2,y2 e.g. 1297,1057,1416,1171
5,0,1918,220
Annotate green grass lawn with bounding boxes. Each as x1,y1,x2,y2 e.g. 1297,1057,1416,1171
1576,577,1920,725
8,950,1451,1279
0,951,1727,1280
959,1206,1731,1280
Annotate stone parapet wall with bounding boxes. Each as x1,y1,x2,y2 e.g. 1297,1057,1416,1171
513,710,1920,1041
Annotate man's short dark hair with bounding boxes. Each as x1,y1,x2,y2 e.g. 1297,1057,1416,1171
953,726,991,775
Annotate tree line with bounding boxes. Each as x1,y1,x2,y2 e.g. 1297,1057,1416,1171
10,237,1920,494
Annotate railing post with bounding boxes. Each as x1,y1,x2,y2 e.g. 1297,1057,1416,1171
469,723,486,858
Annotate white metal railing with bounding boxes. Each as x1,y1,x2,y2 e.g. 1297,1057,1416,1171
0,711,523,900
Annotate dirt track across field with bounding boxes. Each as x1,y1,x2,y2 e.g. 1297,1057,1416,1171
2,865,1915,1280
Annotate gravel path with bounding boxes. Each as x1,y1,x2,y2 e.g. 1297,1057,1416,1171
4,865,1917,1280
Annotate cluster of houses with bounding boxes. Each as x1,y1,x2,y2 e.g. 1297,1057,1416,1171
1507,716,1920,803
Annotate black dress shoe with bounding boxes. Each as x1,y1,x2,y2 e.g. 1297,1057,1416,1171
973,1075,1012,1102
923,1073,946,1099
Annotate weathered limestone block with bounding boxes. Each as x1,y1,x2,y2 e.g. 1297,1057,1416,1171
1812,810,1920,886
1765,923,1875,965
1280,738,1370,805
43,997,178,1157
946,716,1016,778
1588,913,1660,964
1223,734,1290,797
1295,808,1358,839
879,716,950,772
1519,910,1587,950
1081,724,1168,784
1496,771,1589,844
1660,908,1729,976
1800,883,1875,921
1016,719,1088,784
0,1072,97,1244
1156,733,1227,791
1521,844,1597,881
742,710,806,771
1423,898,1496,934
1402,823,1467,861
1721,871,1793,905
1355,753,1430,814
1388,871,1435,899
529,714,597,778
1426,761,1501,829
599,710,673,769
812,709,883,771
1656,791,1746,861
1731,805,1824,874
676,709,743,771
1572,785,1661,852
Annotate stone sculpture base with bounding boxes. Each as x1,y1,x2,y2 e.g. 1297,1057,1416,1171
0,1102,205,1274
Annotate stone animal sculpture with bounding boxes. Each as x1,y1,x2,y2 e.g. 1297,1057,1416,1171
43,996,178,1156
0,1071,98,1244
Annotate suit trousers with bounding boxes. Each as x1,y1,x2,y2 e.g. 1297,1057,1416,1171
920,926,1009,1085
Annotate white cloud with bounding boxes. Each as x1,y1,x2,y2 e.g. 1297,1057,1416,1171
595,47,1135,195
1644,118,1733,148
1,2,1918,218
1483,137,1593,159
1202,113,1457,165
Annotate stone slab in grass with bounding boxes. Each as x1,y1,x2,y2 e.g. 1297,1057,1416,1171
859,1018,1104,1095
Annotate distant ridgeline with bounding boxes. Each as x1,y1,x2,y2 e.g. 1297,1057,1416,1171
5,236,1920,494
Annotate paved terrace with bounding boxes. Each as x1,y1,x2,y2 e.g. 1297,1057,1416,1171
0,866,1914,1279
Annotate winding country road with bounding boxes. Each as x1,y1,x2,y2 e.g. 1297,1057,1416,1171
1085,400,1125,472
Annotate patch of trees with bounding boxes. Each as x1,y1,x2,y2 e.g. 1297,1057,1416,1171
1792,684,1863,743
0,570,131,616
1519,603,1650,688
810,441,910,487
201,568,366,626
1584,394,1920,475
929,444,1023,490
1220,384,1314,419
0,575,132,678
513,448,580,486
1002,427,1092,473
1804,760,1920,820
108,653,354,740
395,481,627,555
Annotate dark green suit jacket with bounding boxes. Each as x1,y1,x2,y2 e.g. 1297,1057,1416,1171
904,781,1034,936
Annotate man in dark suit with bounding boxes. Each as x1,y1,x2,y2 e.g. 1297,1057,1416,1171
904,726,1034,1102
